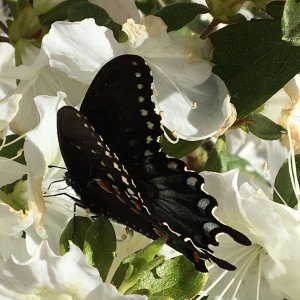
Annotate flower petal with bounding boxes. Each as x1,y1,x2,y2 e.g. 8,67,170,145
42,19,125,83
90,0,140,24
24,92,66,237
0,241,147,299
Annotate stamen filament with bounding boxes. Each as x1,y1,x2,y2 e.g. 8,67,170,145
256,251,262,300
161,126,179,144
1,133,26,149
286,120,300,202
200,245,262,300
230,247,261,300
0,149,25,166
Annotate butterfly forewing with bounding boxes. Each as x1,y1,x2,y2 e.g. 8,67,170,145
57,107,143,210
80,55,162,170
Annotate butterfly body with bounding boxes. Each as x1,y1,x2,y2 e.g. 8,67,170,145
57,54,251,272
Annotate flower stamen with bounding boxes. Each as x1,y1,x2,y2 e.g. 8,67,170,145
286,119,300,202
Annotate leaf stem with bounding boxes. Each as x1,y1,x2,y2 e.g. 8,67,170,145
200,18,220,39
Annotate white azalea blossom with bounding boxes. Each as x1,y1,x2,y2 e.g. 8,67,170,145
90,0,140,23
24,92,65,238
0,202,32,264
199,169,300,300
23,93,87,252
225,128,288,191
0,43,16,100
4,47,86,134
262,75,300,153
0,241,147,300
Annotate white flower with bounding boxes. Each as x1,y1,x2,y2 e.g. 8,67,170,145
0,203,32,264
225,128,288,191
199,169,300,300
107,223,151,282
262,74,300,153
24,92,66,238
3,46,86,134
0,241,147,299
23,92,87,251
41,16,232,141
0,43,17,100
89,0,140,24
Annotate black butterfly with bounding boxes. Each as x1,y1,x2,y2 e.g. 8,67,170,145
57,54,251,272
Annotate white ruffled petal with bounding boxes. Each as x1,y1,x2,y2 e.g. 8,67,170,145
24,93,66,238
90,0,140,24
0,242,147,299
42,19,125,83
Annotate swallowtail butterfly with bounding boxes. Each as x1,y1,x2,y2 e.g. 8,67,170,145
57,54,251,272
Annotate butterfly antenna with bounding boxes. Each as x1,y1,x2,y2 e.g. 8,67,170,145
46,178,66,190
44,192,80,202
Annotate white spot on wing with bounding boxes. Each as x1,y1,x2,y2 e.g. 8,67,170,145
106,173,114,181
127,188,135,195
138,96,145,103
146,136,153,144
203,222,219,236
140,109,148,116
197,198,211,210
144,150,153,156
147,121,154,129
113,162,121,171
137,84,143,89
121,175,129,185
186,177,198,190
105,151,111,157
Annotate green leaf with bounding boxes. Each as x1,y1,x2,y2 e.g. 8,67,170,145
39,0,86,25
282,0,300,46
247,113,286,140
160,131,201,158
203,136,227,172
128,256,207,300
266,0,285,19
154,3,208,31
211,18,300,118
67,2,127,42
226,154,268,184
83,216,116,281
0,179,28,211
6,0,29,18
112,238,166,294
0,135,25,165
59,216,92,255
273,154,300,208
8,5,42,44
135,0,161,15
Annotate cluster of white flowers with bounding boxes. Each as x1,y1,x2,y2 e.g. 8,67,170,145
0,0,300,299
